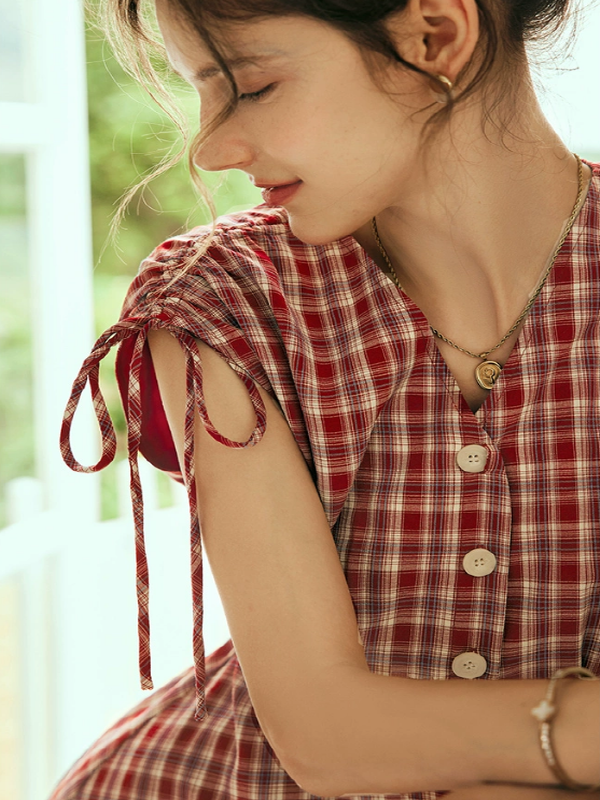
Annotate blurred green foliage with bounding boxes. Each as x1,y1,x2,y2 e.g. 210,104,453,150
0,15,262,525
86,19,262,519
85,20,263,280
0,156,34,527
0,157,26,215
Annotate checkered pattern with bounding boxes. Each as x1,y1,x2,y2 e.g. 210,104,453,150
54,160,600,799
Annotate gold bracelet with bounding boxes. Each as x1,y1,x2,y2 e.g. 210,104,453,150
531,666,600,792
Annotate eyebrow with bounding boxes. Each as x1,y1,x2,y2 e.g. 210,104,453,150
174,53,285,83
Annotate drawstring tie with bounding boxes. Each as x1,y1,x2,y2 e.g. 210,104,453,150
60,313,267,720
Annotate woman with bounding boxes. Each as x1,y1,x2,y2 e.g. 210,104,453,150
54,0,599,797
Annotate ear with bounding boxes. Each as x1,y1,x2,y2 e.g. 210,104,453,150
389,0,480,85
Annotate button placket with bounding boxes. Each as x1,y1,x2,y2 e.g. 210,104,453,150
447,413,506,681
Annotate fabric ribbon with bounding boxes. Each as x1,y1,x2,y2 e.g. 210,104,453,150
60,314,268,721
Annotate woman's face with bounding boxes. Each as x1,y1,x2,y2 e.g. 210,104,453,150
155,2,436,246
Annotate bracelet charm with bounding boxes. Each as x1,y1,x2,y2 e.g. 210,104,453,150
531,698,556,723
531,665,600,793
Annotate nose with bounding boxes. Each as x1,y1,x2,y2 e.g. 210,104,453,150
192,111,255,173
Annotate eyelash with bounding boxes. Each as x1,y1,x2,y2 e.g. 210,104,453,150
238,83,276,103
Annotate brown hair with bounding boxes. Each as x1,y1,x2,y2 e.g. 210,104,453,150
93,0,576,260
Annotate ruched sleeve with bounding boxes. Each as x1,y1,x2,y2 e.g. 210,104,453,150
59,230,272,721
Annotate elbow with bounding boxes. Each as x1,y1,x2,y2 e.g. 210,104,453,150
277,734,343,798
282,757,339,799
275,673,362,797
253,716,338,796
262,670,364,797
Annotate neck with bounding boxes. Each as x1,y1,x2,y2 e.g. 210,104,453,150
352,79,591,353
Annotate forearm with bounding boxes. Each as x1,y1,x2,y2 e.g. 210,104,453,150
297,665,600,797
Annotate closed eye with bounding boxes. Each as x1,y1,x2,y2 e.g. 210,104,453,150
238,83,277,103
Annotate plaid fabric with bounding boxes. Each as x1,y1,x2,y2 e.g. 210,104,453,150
54,159,600,800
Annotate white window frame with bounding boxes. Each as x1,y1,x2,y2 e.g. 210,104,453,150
0,4,231,792
1,0,101,795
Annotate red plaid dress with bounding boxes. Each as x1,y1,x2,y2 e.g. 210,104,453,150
53,159,600,800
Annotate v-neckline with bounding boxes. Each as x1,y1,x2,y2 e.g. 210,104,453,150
339,160,594,418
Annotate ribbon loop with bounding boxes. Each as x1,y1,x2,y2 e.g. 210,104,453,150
60,323,147,472
60,314,269,722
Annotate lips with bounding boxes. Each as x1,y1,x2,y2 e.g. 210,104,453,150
260,181,302,207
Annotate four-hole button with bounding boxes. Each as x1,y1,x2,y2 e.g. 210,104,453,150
456,444,488,473
462,548,497,577
452,652,488,679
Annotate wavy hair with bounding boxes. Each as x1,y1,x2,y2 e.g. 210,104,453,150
91,0,577,267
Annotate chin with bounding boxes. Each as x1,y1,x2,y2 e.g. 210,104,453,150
285,211,356,248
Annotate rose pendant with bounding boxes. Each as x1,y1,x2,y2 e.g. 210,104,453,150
475,360,502,390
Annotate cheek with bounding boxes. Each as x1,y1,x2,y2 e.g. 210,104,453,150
265,91,383,167
258,101,326,162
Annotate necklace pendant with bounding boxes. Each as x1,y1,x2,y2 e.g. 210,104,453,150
475,360,502,390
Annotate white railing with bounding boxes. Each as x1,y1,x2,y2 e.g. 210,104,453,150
0,466,231,800
0,1,233,796
1,0,101,789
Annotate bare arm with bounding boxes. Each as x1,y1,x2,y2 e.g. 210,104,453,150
147,329,368,791
147,329,600,798
328,664,599,797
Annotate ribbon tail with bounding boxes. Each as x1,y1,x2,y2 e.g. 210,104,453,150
182,344,207,721
127,327,154,692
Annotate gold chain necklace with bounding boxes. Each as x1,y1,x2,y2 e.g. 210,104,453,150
371,154,585,390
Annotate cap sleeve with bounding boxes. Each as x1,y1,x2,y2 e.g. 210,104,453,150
59,231,270,721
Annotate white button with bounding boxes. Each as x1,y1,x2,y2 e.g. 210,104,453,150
456,444,488,473
452,652,488,679
462,548,497,577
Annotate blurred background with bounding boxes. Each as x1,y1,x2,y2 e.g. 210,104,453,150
0,0,599,797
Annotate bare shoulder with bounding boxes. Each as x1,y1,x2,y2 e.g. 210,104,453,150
146,328,292,458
